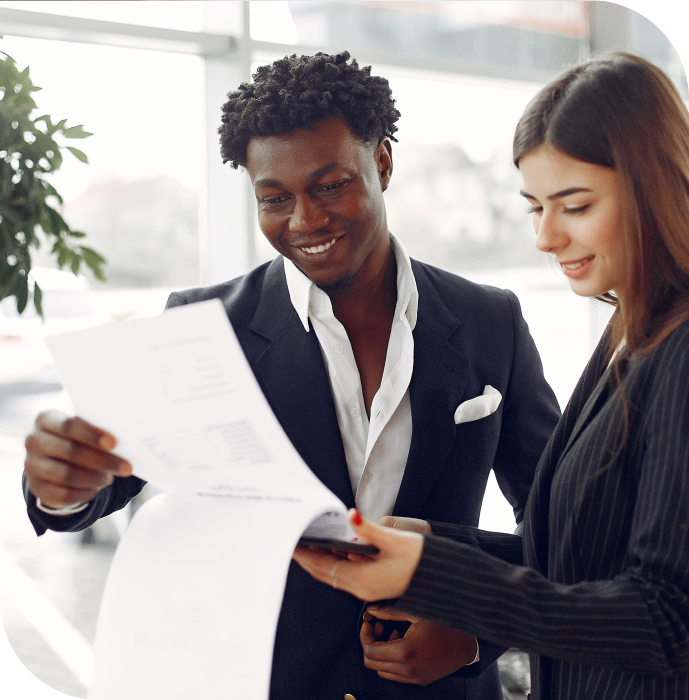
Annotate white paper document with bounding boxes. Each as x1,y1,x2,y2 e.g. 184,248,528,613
45,299,363,700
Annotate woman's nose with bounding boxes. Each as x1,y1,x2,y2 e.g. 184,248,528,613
289,196,330,234
534,211,566,253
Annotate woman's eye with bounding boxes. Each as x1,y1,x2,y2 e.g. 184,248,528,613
526,206,542,214
564,205,589,215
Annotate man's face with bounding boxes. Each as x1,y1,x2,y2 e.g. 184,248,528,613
246,118,393,291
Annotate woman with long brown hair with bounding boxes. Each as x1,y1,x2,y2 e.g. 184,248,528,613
294,53,689,700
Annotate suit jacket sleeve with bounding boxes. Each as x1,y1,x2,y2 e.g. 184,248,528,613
24,471,146,537
396,325,689,675
430,289,558,552
492,290,561,532
426,521,523,566
428,289,559,676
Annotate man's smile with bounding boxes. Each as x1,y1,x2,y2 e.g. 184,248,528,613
299,237,338,255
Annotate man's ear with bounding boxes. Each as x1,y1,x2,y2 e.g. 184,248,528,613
375,137,393,192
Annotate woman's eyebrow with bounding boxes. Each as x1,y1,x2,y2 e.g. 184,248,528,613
519,187,592,200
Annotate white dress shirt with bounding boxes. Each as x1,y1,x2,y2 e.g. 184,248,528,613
284,234,418,521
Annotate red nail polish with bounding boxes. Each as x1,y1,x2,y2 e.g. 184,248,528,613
351,509,363,526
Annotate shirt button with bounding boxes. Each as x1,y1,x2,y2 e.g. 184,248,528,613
362,473,372,484
344,695,356,700
334,345,344,355
350,407,360,417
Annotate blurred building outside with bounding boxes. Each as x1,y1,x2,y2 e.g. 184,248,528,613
0,2,686,699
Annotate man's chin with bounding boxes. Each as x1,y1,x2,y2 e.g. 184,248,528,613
316,271,357,294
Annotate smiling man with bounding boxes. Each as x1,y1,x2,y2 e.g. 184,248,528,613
23,52,560,700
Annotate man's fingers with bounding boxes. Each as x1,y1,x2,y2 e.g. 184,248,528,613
25,430,131,476
26,473,103,509
35,410,118,451
25,411,132,510
362,650,416,680
359,620,376,646
364,606,418,623
375,670,416,684
28,457,115,490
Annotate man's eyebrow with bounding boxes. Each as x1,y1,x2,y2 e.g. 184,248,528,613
254,163,342,190
519,187,593,200
310,162,341,180
254,178,282,189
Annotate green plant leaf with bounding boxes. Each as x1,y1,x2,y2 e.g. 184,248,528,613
62,125,93,139
14,273,28,314
33,280,42,316
0,53,104,317
80,245,107,280
65,146,88,163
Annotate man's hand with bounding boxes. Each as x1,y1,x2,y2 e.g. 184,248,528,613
24,410,132,509
360,606,478,686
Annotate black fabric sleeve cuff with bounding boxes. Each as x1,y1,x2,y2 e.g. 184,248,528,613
427,520,524,566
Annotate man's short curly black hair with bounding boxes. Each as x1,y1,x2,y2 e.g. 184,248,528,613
219,51,401,169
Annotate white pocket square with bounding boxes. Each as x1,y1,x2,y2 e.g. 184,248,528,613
454,385,502,424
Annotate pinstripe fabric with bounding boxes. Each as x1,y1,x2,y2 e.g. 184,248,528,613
398,322,689,700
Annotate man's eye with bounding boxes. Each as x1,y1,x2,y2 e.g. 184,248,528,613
320,181,346,193
263,196,287,205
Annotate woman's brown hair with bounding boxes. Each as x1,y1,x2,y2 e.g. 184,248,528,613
513,53,689,359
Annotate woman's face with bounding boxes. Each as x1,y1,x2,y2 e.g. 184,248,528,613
519,144,626,305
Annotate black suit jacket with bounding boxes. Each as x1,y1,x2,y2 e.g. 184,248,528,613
398,321,689,700
25,257,560,700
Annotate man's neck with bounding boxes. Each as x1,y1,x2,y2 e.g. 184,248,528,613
329,248,398,333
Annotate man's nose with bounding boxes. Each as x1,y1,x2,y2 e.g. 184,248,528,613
289,196,329,234
534,211,566,253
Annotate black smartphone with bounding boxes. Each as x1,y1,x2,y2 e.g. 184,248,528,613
298,536,379,555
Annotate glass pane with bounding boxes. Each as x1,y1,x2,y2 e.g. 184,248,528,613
287,1,587,80
0,1,205,32
250,1,299,44
631,10,688,95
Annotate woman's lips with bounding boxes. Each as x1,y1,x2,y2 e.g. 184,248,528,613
560,255,594,279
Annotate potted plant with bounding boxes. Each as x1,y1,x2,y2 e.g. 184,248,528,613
0,52,105,315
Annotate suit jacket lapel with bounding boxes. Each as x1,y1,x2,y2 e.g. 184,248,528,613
248,258,355,508
393,262,467,517
525,324,613,574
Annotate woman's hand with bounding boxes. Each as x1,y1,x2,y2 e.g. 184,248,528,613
292,509,424,601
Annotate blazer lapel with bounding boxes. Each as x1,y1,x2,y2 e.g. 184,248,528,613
557,328,627,463
248,258,355,508
392,262,467,517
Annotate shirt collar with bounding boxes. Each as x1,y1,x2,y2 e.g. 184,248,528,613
284,233,418,333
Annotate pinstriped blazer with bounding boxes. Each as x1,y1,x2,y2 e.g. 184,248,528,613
398,320,689,700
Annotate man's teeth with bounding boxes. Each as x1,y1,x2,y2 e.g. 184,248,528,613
300,239,337,255
563,256,593,270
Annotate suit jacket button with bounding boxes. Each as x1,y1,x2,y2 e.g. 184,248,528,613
344,695,356,700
